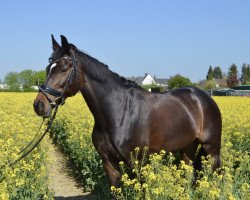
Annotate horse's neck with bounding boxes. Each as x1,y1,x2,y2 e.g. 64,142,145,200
80,76,120,128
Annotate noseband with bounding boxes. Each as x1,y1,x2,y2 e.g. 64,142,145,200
39,56,78,106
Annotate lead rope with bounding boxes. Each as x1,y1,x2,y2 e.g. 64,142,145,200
9,105,59,167
5,55,78,168
17,119,45,155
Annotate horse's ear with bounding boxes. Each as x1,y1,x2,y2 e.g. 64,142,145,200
51,34,60,51
60,35,70,54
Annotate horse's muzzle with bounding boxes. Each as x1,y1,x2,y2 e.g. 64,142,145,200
33,100,51,118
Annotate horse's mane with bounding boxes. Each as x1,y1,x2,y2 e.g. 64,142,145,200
69,44,144,90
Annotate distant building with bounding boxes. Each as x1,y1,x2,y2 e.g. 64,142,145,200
31,86,39,91
0,83,8,89
142,73,155,85
199,78,227,89
126,73,169,90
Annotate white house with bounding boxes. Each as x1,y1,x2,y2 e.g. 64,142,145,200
126,73,169,91
31,85,39,91
0,83,8,89
141,73,156,85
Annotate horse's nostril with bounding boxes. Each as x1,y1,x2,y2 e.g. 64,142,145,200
34,100,44,113
38,101,44,111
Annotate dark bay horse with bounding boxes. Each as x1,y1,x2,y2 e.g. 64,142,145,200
34,35,222,187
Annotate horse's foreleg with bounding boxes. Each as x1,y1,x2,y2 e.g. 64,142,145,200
103,160,121,187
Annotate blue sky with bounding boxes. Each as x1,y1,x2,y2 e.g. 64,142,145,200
1,1,250,82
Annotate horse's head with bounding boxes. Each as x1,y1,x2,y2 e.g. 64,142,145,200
34,35,83,117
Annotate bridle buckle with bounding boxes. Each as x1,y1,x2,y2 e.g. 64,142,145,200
55,97,65,106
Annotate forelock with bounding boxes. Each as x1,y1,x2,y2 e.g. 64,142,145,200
50,47,66,61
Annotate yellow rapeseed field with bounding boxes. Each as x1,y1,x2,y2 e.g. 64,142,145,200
0,93,53,199
0,93,249,199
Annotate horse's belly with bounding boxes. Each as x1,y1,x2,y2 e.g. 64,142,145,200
148,114,198,151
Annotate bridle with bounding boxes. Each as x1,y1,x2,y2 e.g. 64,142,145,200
1,55,79,168
39,55,78,107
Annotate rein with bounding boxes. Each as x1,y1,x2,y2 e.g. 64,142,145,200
2,55,79,168
10,105,59,166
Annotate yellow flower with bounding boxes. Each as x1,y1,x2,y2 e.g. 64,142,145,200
155,187,164,195
241,183,249,192
134,182,141,191
209,188,220,199
148,172,156,181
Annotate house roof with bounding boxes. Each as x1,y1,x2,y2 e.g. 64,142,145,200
199,78,227,87
126,74,168,85
155,78,169,85
126,76,145,85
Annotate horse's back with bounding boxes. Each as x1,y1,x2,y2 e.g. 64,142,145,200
169,87,222,142
145,87,221,152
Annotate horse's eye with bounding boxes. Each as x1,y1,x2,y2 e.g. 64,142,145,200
61,65,69,72
48,58,53,63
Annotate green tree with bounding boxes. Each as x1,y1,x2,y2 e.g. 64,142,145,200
4,72,20,91
228,63,238,77
33,70,46,86
213,66,223,79
168,74,193,89
241,63,250,84
206,66,213,80
19,70,35,91
204,79,217,90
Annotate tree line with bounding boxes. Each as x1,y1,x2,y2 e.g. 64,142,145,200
1,63,250,92
1,70,46,92
205,63,250,88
